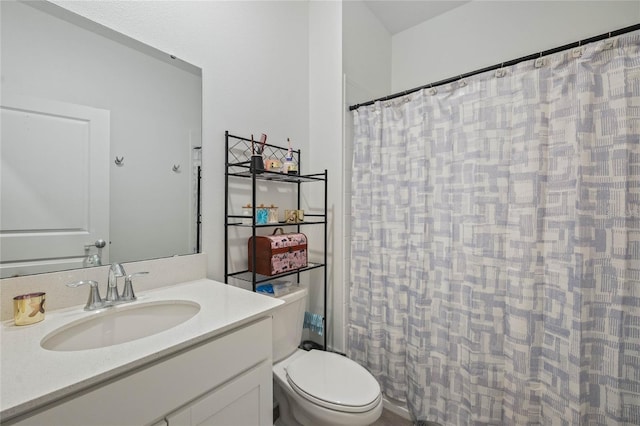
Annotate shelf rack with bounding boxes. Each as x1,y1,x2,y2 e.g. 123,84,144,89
224,131,328,350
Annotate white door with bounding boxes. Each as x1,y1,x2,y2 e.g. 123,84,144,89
0,95,110,277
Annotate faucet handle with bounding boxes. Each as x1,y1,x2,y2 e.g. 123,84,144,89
67,280,107,311
121,272,149,302
106,263,126,303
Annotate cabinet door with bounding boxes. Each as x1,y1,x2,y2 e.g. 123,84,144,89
166,361,272,426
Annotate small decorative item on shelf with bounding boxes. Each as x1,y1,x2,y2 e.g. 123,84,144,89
265,158,282,171
255,280,296,297
248,228,308,276
250,134,265,174
285,209,304,223
268,204,279,223
282,138,298,175
256,204,269,225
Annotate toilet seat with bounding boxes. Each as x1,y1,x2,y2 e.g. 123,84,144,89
285,350,381,414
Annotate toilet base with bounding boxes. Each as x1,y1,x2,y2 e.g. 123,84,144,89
273,379,302,426
273,357,383,426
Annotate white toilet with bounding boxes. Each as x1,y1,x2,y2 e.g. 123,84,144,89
271,287,383,426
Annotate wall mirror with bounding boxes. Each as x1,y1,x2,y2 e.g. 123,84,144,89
0,1,202,278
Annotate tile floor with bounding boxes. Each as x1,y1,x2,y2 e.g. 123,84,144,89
371,408,413,426
274,407,413,426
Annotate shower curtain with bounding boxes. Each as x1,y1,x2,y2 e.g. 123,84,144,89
348,31,640,425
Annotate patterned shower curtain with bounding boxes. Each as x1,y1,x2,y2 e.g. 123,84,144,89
348,31,640,425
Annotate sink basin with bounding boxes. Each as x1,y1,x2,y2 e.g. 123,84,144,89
41,301,200,352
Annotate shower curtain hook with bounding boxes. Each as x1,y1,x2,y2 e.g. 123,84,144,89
573,41,583,58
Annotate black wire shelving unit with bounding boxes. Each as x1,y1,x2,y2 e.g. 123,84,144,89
224,130,328,350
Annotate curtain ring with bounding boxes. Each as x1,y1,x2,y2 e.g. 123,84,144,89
572,47,583,58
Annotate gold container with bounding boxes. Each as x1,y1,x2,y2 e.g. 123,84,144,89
13,292,46,326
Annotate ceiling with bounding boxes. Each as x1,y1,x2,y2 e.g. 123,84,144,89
363,0,471,35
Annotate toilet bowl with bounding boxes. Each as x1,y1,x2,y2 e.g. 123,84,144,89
271,288,382,426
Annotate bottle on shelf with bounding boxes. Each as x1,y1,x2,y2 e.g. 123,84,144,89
282,138,298,175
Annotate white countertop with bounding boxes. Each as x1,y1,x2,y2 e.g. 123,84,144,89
0,279,283,422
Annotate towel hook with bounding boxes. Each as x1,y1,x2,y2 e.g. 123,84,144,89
172,164,181,173
115,156,124,166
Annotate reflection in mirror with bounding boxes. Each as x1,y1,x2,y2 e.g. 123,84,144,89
0,1,202,278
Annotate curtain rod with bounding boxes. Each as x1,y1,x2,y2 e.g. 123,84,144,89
349,23,640,111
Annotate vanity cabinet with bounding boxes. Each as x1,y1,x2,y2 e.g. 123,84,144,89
8,317,273,426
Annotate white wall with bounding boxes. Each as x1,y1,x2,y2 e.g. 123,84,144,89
392,0,640,92
343,0,392,104
52,0,312,282
308,1,343,350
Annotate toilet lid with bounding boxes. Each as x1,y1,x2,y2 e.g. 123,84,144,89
285,350,381,413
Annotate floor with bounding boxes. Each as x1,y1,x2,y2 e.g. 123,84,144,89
372,408,413,426
274,407,413,426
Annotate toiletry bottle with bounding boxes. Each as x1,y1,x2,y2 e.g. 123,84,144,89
282,138,298,175
256,204,269,225
268,204,279,223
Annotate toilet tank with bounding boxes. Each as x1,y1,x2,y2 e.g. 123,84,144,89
272,287,307,363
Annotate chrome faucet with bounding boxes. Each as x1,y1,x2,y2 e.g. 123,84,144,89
67,264,149,311
66,280,108,311
121,272,149,302
106,263,126,303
